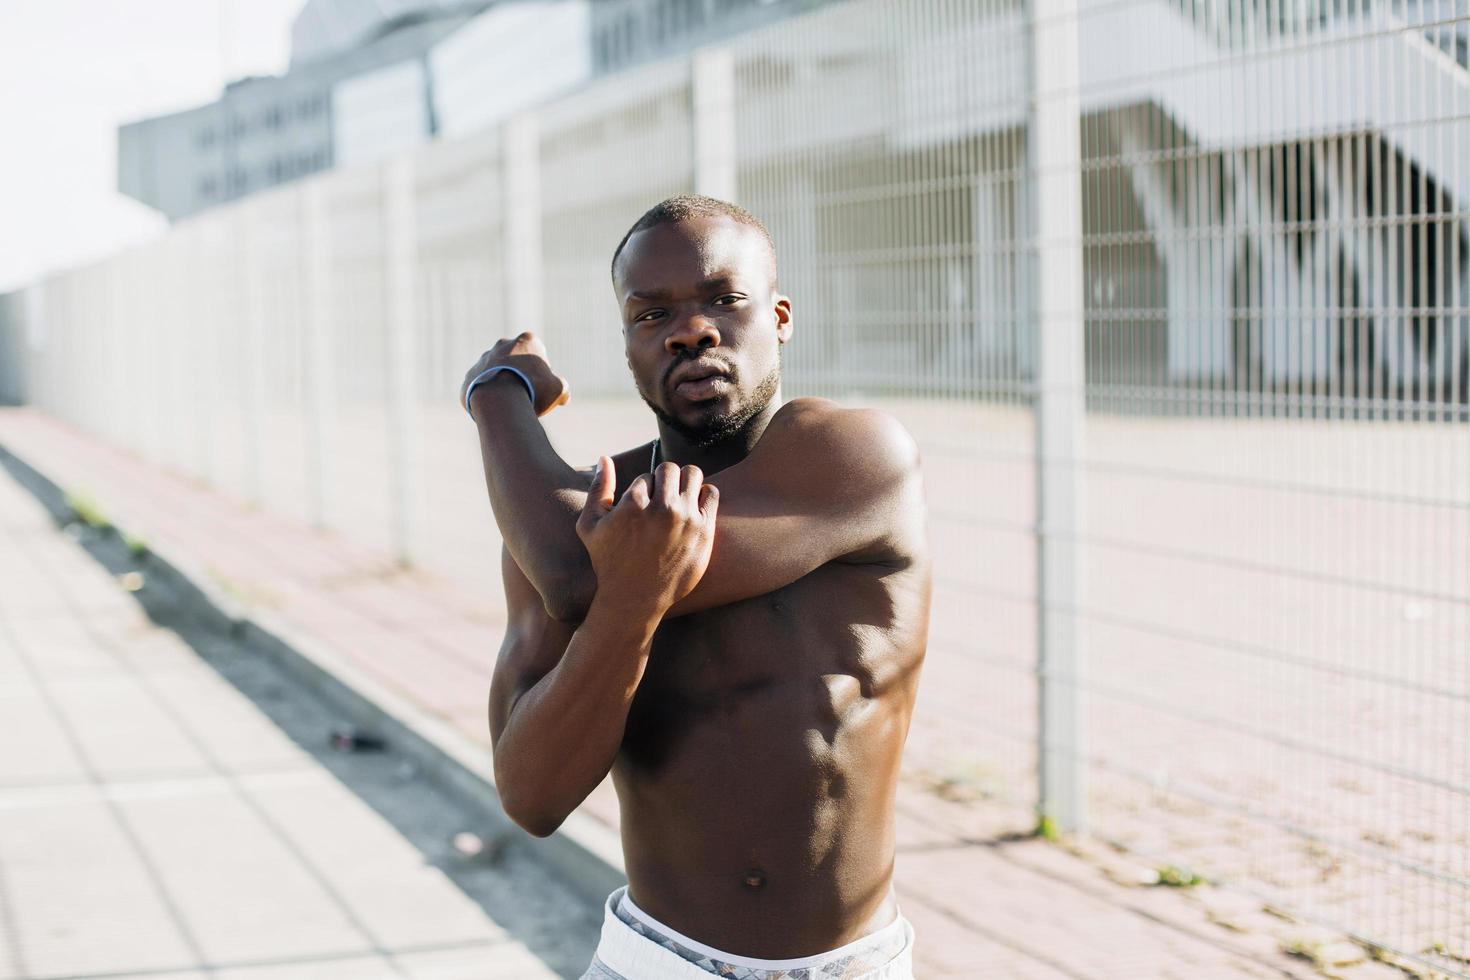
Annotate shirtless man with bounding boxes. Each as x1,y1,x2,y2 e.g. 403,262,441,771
460,196,930,979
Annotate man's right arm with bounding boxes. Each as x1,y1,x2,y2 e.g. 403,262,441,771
490,549,661,837
489,462,717,837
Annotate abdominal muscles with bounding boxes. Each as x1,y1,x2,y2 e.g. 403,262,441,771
613,665,908,952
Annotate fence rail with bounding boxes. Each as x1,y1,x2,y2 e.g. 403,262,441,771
5,0,1467,970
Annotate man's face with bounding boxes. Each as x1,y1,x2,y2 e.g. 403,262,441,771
614,216,792,447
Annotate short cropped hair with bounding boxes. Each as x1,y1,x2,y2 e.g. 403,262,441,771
610,195,777,285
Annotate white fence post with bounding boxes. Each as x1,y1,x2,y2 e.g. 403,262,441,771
692,48,737,201
503,114,543,339
239,209,267,508
384,154,421,566
303,181,337,530
1029,0,1087,833
192,225,219,486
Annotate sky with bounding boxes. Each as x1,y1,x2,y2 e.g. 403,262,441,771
0,0,305,294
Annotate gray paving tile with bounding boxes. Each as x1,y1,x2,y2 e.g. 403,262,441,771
44,673,216,781
0,798,195,976
142,668,313,774
110,627,223,673
0,685,88,786
245,774,506,952
118,788,372,965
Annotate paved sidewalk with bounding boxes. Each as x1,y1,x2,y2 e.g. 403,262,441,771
0,448,599,978
0,408,1386,979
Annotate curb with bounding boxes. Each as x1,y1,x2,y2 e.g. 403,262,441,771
0,442,627,909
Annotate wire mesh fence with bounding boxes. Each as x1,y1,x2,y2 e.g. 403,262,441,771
6,0,1467,970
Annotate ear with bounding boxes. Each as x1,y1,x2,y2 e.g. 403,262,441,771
773,294,793,344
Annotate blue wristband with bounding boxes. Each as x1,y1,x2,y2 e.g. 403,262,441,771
465,365,536,418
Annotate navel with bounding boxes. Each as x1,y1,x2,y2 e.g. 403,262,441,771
742,868,767,890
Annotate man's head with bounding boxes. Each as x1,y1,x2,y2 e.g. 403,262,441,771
611,196,792,449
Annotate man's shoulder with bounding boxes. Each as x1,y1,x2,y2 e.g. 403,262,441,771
762,398,926,567
765,397,921,476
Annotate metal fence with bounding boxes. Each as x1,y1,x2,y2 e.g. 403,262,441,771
8,0,1468,970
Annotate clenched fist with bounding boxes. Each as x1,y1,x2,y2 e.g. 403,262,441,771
460,331,570,419
576,459,718,616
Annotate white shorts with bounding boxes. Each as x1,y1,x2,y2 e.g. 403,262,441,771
581,886,915,979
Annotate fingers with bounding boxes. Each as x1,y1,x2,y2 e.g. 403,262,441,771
654,462,681,509
612,467,711,516
534,375,570,417
620,474,651,509
516,331,546,358
698,481,719,521
575,457,615,539
680,465,702,507
584,456,615,516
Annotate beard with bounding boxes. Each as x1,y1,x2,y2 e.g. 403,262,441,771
641,357,781,450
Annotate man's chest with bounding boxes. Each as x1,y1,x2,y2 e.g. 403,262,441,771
649,562,893,691
614,562,922,779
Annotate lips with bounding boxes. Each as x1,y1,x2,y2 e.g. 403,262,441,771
669,361,731,401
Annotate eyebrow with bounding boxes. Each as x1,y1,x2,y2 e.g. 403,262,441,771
624,277,742,304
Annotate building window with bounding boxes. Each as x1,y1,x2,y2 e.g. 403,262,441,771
196,127,216,149
198,176,217,198
263,105,283,130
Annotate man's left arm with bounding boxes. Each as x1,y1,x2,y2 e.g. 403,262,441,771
469,374,595,622
462,334,594,623
661,398,924,618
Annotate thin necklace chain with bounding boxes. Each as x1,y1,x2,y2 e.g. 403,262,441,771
649,438,659,475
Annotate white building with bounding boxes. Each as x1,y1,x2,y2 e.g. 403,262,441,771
117,3,486,221
117,1,854,221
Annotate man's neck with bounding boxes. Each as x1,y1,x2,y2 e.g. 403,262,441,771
655,397,783,475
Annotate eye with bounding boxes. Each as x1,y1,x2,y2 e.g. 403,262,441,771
713,294,746,306
634,309,666,323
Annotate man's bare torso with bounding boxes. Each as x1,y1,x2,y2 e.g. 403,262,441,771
501,438,929,958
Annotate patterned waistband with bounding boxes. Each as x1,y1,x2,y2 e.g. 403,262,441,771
592,885,913,979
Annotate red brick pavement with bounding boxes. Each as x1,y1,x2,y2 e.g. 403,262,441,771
0,407,1360,979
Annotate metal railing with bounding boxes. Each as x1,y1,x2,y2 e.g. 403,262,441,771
6,0,1467,970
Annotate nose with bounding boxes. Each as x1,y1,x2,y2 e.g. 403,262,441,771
665,312,721,355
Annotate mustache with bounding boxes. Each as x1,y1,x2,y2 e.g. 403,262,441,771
662,352,735,391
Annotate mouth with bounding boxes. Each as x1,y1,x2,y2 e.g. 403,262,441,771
668,361,732,402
